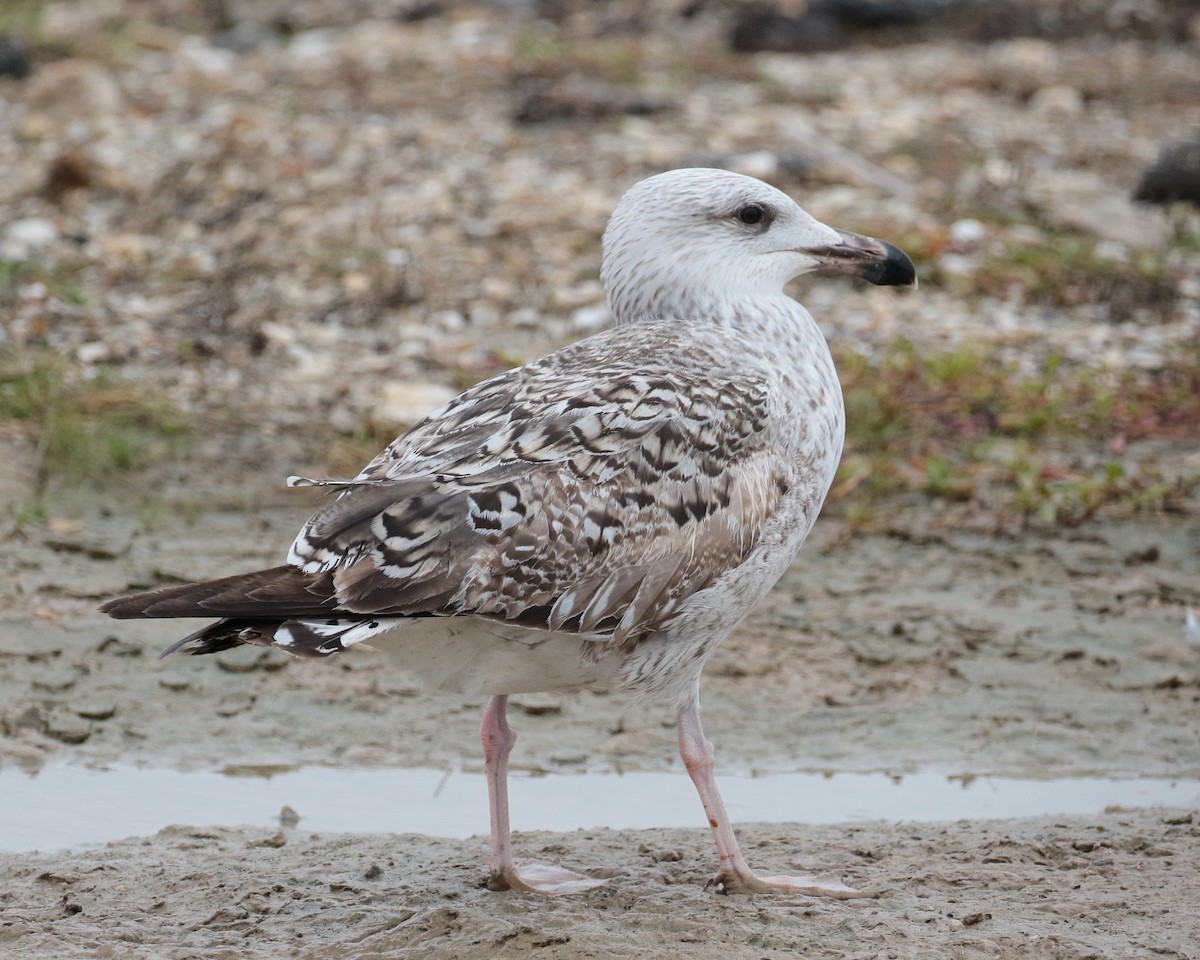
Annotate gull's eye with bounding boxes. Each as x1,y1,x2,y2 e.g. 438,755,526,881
737,203,767,226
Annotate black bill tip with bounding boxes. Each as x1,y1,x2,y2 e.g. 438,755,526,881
803,230,919,289
860,240,917,288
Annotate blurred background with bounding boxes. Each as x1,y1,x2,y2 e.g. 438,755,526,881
1,0,1198,530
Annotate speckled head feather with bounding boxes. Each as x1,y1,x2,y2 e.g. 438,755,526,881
602,168,842,324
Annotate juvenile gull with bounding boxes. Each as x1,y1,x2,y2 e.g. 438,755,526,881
102,168,916,896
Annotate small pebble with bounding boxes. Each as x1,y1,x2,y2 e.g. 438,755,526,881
247,833,288,848
279,805,301,828
948,218,985,248
2,217,58,258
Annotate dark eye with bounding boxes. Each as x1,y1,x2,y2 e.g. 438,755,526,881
737,203,766,225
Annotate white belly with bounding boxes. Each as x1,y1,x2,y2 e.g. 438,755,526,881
365,617,623,697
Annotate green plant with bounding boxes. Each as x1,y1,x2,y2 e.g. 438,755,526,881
0,0,44,41
0,351,190,511
0,258,87,306
830,337,1200,527
971,235,1180,322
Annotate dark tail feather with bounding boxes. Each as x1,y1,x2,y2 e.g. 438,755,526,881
158,619,271,658
99,565,340,620
102,565,402,662
159,615,397,660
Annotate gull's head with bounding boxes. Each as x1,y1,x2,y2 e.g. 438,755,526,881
601,167,916,325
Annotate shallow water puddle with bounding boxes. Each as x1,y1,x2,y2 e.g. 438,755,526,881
4,764,1197,853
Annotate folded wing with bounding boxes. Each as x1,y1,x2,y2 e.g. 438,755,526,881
105,325,797,653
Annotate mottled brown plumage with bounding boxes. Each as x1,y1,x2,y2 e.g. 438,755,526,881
294,326,784,643
102,168,916,896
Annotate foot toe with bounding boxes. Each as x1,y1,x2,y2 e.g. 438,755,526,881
489,862,608,895
713,869,868,898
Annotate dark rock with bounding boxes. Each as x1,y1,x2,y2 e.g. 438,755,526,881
398,1,445,22
729,0,1200,52
42,151,94,201
731,8,846,53
1134,137,1200,208
0,35,32,80
730,0,967,53
513,79,672,124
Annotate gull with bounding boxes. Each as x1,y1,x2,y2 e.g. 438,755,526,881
102,168,916,896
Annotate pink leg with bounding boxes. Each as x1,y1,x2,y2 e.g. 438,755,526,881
677,703,866,898
481,694,518,888
480,695,606,895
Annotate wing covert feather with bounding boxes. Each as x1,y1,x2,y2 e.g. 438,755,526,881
288,325,795,646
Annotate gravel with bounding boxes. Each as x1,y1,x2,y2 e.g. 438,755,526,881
1,1,1197,445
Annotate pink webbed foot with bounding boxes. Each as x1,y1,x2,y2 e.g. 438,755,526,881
710,868,867,898
488,862,608,896
677,703,868,900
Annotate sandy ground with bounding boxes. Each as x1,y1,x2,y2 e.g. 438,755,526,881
4,812,1198,960
1,497,1198,958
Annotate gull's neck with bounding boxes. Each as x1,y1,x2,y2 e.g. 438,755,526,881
612,286,828,359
